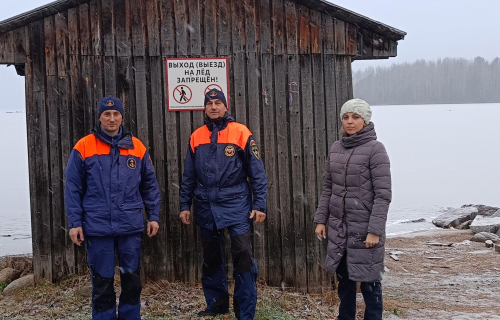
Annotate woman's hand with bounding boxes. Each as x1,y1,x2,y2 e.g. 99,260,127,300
365,233,380,248
315,224,326,239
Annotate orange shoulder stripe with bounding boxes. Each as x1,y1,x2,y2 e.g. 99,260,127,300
120,137,147,159
217,122,252,150
74,134,110,160
190,125,211,152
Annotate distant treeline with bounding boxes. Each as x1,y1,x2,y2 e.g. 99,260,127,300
353,57,500,105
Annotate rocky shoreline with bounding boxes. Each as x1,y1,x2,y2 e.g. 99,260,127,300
2,205,500,319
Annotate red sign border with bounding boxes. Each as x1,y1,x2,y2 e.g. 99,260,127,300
166,57,231,112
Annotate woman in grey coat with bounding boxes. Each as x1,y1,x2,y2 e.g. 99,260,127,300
314,98,391,320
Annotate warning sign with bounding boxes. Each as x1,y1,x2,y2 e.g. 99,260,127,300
173,85,192,104
166,58,230,111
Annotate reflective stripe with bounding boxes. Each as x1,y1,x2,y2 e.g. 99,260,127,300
73,134,146,160
190,122,252,152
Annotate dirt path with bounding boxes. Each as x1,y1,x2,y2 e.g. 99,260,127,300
382,229,500,319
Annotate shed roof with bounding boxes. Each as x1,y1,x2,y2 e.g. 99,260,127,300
0,0,406,40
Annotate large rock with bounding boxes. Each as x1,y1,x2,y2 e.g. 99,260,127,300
432,207,478,228
456,220,473,230
0,268,21,284
492,209,500,218
462,204,499,217
470,215,500,234
2,274,34,295
470,232,500,243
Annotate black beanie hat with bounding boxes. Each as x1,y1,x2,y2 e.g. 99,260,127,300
204,89,227,109
98,96,124,118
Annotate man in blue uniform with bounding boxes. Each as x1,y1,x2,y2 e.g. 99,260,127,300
65,96,161,320
180,89,267,320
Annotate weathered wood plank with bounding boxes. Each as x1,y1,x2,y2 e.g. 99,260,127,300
346,23,357,56
272,0,284,55
55,10,75,276
115,0,131,57
188,0,201,56
134,57,149,145
82,56,94,134
389,39,397,57
79,3,91,56
372,32,384,57
261,53,282,286
362,29,373,58
143,56,168,280
301,52,321,293
259,0,271,55
285,0,306,291
160,0,175,56
298,5,310,55
92,55,103,126
130,0,146,57
67,7,79,56
173,0,188,56
203,0,217,55
101,0,115,56
29,19,53,281
335,55,349,127
44,17,56,77
216,0,230,56
324,54,337,147
322,13,334,55
146,0,160,56
274,53,294,289
309,10,321,54
0,30,14,63
285,0,298,55
347,57,353,99
334,18,346,55
162,58,182,282
311,53,328,292
104,56,116,96
244,0,258,53
44,15,64,283
245,0,265,282
116,57,136,133
13,27,27,64
89,0,102,56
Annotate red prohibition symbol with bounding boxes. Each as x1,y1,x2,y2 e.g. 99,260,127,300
205,84,224,94
174,85,192,104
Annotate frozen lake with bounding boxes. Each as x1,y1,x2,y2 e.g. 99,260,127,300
0,103,499,255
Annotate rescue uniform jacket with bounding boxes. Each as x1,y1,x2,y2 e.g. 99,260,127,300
180,116,267,230
314,123,391,282
64,125,161,236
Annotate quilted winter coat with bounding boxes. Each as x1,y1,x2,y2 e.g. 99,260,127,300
314,122,391,282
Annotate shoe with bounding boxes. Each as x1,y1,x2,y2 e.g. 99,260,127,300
197,309,229,317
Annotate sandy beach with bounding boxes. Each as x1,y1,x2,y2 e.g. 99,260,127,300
1,228,500,319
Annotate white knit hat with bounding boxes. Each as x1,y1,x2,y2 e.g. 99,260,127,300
340,98,372,124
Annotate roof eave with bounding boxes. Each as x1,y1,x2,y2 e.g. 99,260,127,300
0,0,90,34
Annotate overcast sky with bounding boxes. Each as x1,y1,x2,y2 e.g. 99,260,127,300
1,0,499,110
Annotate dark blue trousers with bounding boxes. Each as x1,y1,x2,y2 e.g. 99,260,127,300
85,233,142,320
336,254,383,320
200,223,258,320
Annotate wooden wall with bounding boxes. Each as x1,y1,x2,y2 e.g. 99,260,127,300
0,0,395,292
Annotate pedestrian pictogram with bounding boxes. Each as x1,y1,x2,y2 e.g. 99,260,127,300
205,84,224,94
173,85,192,104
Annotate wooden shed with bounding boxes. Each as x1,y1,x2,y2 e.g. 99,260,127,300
0,0,405,292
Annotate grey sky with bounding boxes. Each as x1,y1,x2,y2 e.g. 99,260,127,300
1,0,499,109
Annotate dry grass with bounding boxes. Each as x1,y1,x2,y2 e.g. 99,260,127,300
0,275,342,319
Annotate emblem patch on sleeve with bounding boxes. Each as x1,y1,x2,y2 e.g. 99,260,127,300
225,145,236,157
127,158,137,169
251,145,260,160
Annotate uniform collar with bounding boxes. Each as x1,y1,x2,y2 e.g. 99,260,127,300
92,123,134,149
204,114,235,132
